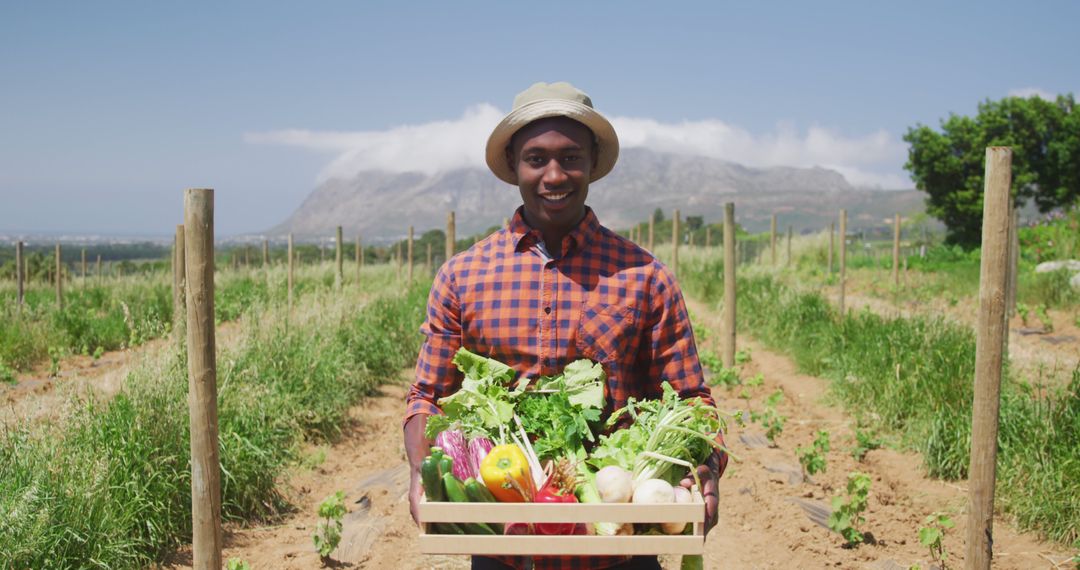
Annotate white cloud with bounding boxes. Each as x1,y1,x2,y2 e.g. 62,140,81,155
246,105,911,189
1008,87,1057,100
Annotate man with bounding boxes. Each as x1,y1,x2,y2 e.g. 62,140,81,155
404,82,726,570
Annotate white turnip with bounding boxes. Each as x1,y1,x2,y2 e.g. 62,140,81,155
594,465,633,503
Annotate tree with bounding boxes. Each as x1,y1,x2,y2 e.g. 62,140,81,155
904,93,1079,246
685,215,704,232
652,208,665,223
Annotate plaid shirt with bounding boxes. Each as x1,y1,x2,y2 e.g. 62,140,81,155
407,206,717,570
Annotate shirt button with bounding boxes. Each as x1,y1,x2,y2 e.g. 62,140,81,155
544,307,551,314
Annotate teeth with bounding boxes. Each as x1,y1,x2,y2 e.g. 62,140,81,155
544,193,569,201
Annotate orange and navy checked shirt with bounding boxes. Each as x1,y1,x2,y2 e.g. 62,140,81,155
406,206,717,570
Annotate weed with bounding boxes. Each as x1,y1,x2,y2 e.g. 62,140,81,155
1017,302,1030,326
734,347,752,365
47,345,63,377
750,390,786,445
0,360,14,384
850,429,882,462
226,559,251,570
709,365,741,387
1036,304,1054,332
313,490,347,560
92,346,105,360
828,471,871,546
744,372,764,387
797,430,830,476
918,512,955,568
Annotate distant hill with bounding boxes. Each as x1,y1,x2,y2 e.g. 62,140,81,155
268,148,922,241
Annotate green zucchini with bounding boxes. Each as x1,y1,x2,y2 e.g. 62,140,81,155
464,477,503,533
443,473,497,535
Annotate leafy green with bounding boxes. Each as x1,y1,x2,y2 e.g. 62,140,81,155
424,348,526,441
589,382,729,485
518,359,605,462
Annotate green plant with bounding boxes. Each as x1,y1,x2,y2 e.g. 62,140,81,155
850,429,882,462
313,490,347,559
827,471,871,546
709,365,740,387
0,360,15,384
226,559,251,570
1036,304,1054,332
918,512,955,568
47,345,63,377
744,372,764,387
797,430,830,476
92,345,105,360
1017,302,1030,326
734,347,752,365
750,390,786,445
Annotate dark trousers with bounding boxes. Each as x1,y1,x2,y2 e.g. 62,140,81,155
471,556,662,570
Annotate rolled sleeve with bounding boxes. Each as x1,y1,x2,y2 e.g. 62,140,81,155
404,261,464,427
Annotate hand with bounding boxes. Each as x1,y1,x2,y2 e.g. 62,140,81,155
409,471,423,526
679,451,722,534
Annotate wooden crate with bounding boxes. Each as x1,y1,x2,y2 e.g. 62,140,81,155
418,491,705,556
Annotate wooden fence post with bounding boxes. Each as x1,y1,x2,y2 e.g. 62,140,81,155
648,211,655,251
183,188,222,570
81,249,87,282
15,241,24,309
839,210,847,315
173,225,186,342
427,242,433,276
828,222,835,275
786,225,793,267
770,214,777,266
407,226,414,283
966,148,1012,570
55,243,63,310
262,239,269,266
722,203,737,368
287,233,294,311
672,209,680,277
706,225,711,249
893,213,901,286
335,226,344,291
446,211,456,261
96,254,102,285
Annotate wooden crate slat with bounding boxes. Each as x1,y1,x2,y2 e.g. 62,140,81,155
418,534,704,556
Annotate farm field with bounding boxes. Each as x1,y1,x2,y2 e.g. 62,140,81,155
2,210,1080,570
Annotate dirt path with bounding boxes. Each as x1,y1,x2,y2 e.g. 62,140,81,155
1,321,244,427
159,299,1076,569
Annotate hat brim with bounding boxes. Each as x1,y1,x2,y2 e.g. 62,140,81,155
485,99,619,186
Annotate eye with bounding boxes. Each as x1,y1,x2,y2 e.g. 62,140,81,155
524,156,546,167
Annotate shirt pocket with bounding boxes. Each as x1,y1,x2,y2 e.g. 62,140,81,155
574,303,639,364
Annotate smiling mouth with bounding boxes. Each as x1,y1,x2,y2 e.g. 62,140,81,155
540,192,572,204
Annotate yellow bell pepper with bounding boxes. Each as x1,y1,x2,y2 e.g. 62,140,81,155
480,444,535,502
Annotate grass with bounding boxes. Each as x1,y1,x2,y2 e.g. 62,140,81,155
0,259,415,374
673,248,1079,549
0,266,428,569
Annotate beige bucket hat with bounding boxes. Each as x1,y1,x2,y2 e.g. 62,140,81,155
485,82,619,185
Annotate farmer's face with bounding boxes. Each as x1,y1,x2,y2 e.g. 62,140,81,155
508,117,596,236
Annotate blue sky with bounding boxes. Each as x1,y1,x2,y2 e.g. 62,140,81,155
1,1,1076,236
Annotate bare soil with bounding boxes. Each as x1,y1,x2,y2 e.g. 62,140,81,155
159,298,1077,569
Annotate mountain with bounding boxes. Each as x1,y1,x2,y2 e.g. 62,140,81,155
268,148,921,241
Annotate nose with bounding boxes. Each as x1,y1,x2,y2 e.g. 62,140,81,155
541,158,568,188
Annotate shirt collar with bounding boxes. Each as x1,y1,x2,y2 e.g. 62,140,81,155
509,206,601,257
